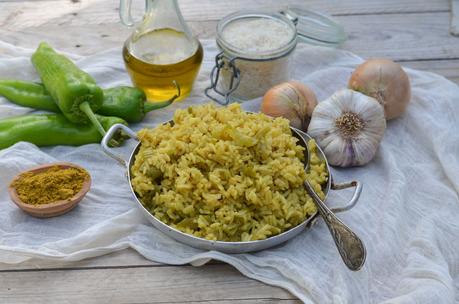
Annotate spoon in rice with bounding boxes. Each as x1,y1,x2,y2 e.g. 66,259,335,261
302,138,367,271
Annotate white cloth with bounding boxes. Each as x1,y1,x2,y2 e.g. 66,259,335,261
0,40,458,304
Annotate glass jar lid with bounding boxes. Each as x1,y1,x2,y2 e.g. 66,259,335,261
280,7,347,47
216,11,298,60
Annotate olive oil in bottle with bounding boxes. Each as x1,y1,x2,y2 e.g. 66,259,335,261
123,28,203,102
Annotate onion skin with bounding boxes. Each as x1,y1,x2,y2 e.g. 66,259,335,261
348,58,411,120
261,81,318,131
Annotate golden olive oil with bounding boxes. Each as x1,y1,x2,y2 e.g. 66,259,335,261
123,28,203,102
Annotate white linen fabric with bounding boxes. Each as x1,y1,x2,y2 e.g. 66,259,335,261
0,40,458,304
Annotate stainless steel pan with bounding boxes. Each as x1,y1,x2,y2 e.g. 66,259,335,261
101,122,363,257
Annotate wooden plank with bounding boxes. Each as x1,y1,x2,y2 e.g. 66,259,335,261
0,264,299,303
0,0,449,32
336,12,459,60
401,59,459,84
1,12,459,62
0,248,226,272
144,301,297,304
0,24,132,55
0,21,216,56
0,0,61,2
451,0,459,35
177,0,449,18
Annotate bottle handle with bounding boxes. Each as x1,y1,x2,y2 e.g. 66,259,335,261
119,0,135,27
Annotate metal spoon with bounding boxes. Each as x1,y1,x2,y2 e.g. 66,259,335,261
303,141,367,271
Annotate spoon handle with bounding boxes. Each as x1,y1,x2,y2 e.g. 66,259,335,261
304,181,366,271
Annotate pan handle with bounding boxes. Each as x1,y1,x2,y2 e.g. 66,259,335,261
101,123,138,168
329,179,362,213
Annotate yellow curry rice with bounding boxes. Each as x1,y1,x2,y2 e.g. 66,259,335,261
130,104,328,242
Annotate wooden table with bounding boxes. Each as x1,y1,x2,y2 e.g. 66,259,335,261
0,1,458,303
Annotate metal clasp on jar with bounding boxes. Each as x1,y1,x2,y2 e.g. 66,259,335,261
204,51,242,105
205,49,295,105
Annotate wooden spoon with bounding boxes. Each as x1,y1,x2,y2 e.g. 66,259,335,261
8,162,91,218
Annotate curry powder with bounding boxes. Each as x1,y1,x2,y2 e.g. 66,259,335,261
12,166,89,205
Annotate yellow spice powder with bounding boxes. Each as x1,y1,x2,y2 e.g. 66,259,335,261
12,166,89,205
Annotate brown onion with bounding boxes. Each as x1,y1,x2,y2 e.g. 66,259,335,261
348,58,411,120
261,81,318,131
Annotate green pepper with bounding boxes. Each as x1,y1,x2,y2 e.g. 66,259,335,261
0,80,59,112
0,81,178,123
31,42,106,137
100,86,177,122
0,114,127,149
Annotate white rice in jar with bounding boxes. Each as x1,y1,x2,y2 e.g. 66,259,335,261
216,12,297,101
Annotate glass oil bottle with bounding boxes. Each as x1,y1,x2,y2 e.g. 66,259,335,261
120,0,203,102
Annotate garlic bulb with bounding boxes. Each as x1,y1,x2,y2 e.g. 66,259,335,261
308,89,386,167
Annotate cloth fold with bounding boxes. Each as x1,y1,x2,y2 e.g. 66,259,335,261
0,40,458,303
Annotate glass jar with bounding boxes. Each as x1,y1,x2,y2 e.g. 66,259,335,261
205,8,346,105
205,11,296,104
